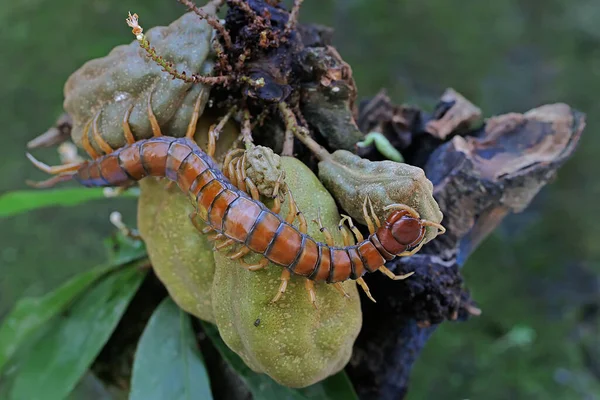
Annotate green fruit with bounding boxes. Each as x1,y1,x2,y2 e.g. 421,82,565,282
64,9,217,154
211,157,362,388
318,150,443,243
135,114,239,323
137,177,216,323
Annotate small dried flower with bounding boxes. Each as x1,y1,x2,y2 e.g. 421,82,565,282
126,12,144,40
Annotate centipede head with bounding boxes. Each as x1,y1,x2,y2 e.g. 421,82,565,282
386,210,426,248
379,204,446,256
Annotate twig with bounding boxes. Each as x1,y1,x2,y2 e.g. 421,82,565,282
177,0,232,49
278,102,329,159
126,12,233,85
284,0,304,36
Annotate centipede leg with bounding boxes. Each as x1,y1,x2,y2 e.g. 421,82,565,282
362,196,376,234
244,176,260,201
269,172,285,214
222,149,244,181
367,197,381,228
91,110,115,155
356,277,376,303
214,238,235,251
338,217,353,246
288,197,317,307
207,106,236,159
81,119,100,159
240,257,269,271
305,279,317,309
313,208,334,246
229,246,252,260
185,91,204,140
333,282,351,298
147,91,162,137
235,156,248,193
341,214,364,242
189,211,213,235
271,269,291,303
207,233,225,242
122,104,136,144
378,265,415,280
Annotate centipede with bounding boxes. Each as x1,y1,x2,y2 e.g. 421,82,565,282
25,90,445,308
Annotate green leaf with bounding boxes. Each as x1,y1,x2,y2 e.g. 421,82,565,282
8,266,146,400
0,230,147,375
200,321,358,400
130,298,213,400
103,232,147,266
0,263,118,374
0,188,136,218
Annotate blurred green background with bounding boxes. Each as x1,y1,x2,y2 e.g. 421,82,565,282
1,0,598,399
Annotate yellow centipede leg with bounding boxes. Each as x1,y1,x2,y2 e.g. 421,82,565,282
341,214,364,242
338,217,353,246
122,104,136,144
235,156,248,193
229,246,252,260
271,269,291,303
333,282,351,298
240,257,269,271
207,106,236,159
91,110,115,155
362,196,376,234
147,91,162,137
305,279,318,309
367,197,381,228
356,277,376,303
378,265,415,280
81,119,100,159
214,238,235,251
185,91,204,140
314,208,334,246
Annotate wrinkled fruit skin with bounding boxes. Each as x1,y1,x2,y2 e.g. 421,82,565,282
318,150,443,243
64,10,216,154
212,157,362,388
137,177,216,323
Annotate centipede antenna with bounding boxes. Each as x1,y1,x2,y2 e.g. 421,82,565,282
25,173,76,188
397,239,426,257
26,153,82,175
383,203,421,219
421,220,447,235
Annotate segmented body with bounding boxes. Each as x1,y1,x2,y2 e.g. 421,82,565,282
74,136,414,283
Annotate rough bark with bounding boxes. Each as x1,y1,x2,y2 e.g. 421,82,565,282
348,90,585,399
